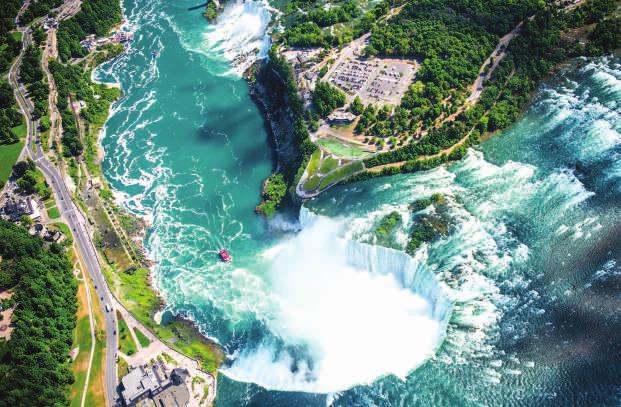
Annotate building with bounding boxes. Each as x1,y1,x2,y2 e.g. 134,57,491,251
3,196,41,221
120,365,191,407
328,110,356,124
29,223,47,239
26,197,41,221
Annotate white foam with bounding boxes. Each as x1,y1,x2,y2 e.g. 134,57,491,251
223,210,451,393
204,0,273,75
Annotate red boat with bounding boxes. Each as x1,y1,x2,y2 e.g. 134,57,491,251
219,249,232,263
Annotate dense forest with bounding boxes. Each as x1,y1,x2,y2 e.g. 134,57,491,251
0,0,22,74
19,43,49,120
282,0,401,47
313,81,346,117
0,221,77,406
362,0,544,131
56,0,122,62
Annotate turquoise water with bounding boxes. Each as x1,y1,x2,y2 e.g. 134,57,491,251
97,0,621,405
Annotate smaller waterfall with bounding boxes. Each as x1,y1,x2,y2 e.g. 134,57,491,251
205,0,272,75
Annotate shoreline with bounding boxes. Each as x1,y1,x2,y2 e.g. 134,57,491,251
80,1,226,385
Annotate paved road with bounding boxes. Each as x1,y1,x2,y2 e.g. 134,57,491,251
10,27,120,407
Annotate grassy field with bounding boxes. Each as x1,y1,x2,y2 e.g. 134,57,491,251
102,265,224,373
67,235,105,407
306,149,321,176
0,122,26,185
117,357,129,379
11,124,26,138
117,310,138,356
319,161,364,190
68,273,93,407
319,156,339,174
0,141,23,185
303,175,321,191
45,196,61,219
134,327,151,348
317,139,371,159
47,205,61,219
84,278,106,407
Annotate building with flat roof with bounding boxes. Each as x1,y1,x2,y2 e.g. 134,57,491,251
120,365,191,407
328,110,356,124
121,366,160,406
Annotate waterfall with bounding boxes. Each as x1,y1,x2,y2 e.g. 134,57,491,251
205,0,272,75
222,207,455,393
303,206,453,324
346,242,453,324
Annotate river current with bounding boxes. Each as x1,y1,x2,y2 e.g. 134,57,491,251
95,0,621,405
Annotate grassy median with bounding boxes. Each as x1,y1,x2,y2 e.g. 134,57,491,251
68,272,93,407
117,310,138,356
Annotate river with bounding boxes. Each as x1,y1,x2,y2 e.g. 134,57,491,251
95,0,621,405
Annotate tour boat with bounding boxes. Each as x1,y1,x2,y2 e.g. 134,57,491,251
219,249,232,263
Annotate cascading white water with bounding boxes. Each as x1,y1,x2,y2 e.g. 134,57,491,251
223,208,452,393
301,207,453,324
204,0,272,75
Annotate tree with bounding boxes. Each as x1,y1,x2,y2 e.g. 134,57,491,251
349,96,364,115
589,17,621,52
19,214,33,227
12,160,35,178
313,81,346,117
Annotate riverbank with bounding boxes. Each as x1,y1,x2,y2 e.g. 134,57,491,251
71,0,226,386
86,49,226,377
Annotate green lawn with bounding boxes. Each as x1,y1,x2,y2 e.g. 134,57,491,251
116,310,137,356
303,175,321,192
117,357,129,379
317,139,371,159
85,279,107,407
319,161,364,190
0,141,23,185
68,280,93,407
11,124,26,139
10,31,22,43
47,206,61,219
307,149,321,176
133,327,151,348
319,156,339,174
